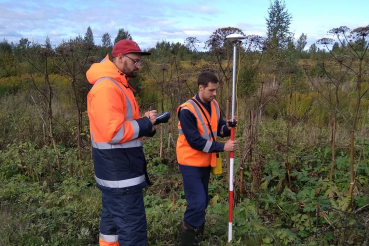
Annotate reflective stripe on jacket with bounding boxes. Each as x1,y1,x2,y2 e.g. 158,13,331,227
176,97,220,167
87,55,152,190
99,233,118,246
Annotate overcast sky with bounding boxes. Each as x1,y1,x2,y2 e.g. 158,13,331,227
0,0,368,50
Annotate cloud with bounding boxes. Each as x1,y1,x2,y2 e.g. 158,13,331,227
2,0,366,51
0,1,75,43
174,4,218,14
0,0,252,48
183,30,212,38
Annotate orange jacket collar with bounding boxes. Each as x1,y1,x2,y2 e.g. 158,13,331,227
86,54,135,91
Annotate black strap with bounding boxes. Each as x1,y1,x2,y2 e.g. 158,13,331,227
190,98,215,141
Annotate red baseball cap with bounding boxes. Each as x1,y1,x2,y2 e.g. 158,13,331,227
112,39,151,57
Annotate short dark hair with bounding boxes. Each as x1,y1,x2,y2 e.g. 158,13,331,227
198,71,218,88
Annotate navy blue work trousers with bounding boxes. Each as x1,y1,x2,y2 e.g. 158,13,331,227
179,164,211,228
100,186,147,246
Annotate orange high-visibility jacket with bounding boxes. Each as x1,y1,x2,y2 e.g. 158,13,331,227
176,98,220,167
87,55,153,190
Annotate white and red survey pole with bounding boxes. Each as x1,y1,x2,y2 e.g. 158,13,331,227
225,33,246,242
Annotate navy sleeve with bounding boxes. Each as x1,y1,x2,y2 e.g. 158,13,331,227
179,108,224,153
146,129,156,137
136,117,154,138
217,115,231,138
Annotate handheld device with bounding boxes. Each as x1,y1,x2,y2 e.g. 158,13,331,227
154,112,170,125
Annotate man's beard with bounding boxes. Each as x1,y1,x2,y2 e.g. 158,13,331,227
122,60,138,78
126,70,138,78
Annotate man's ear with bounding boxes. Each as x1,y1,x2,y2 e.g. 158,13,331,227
117,54,124,63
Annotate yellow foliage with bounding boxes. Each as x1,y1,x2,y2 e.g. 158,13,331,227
361,98,369,107
0,73,69,89
285,91,316,119
0,75,22,87
309,102,329,126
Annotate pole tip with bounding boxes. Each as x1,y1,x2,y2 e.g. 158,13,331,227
226,34,246,42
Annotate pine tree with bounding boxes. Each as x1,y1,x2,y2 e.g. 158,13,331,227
45,36,52,49
101,33,112,47
114,28,132,44
332,42,340,52
295,33,307,53
309,43,317,58
84,26,94,45
0,39,12,53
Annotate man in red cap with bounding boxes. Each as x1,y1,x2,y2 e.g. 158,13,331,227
86,39,156,246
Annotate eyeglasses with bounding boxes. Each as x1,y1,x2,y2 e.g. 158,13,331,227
124,55,142,66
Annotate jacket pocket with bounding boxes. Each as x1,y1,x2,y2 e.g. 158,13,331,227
112,148,132,172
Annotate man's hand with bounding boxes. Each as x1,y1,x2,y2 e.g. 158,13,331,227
144,110,157,125
227,117,237,128
223,139,237,151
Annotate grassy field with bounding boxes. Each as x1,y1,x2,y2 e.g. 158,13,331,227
1,60,369,245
